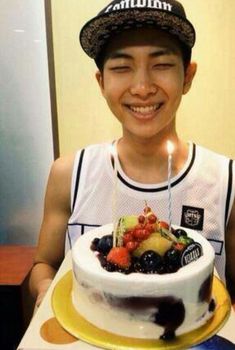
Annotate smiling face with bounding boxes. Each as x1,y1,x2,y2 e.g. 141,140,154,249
96,27,196,143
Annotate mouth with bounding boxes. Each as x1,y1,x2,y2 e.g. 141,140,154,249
126,103,163,119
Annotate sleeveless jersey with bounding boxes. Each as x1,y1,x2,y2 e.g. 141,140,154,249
67,141,235,282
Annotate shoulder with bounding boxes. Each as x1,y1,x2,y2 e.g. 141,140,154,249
195,143,231,160
194,142,235,187
49,143,110,186
83,142,111,155
50,153,76,181
194,143,233,172
74,142,111,167
46,153,77,209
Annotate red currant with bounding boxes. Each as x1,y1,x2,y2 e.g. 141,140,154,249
159,221,169,230
147,213,157,223
142,229,151,240
133,228,150,241
123,232,134,245
135,223,145,230
145,223,156,233
126,241,139,252
144,206,152,214
138,215,145,224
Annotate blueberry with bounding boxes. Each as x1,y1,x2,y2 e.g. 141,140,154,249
104,262,116,272
164,249,181,271
165,248,180,264
173,228,187,238
90,237,100,251
139,250,162,273
96,234,113,255
166,264,180,273
156,264,167,274
133,260,143,273
130,257,142,273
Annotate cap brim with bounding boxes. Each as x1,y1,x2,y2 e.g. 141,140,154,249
80,8,196,59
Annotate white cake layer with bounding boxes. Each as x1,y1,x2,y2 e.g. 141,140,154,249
72,224,215,339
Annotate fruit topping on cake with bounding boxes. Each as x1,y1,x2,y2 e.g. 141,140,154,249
91,206,203,274
107,247,131,269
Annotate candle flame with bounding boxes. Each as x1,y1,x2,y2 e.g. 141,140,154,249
167,140,174,155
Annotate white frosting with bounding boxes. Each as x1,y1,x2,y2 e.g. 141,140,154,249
72,224,215,339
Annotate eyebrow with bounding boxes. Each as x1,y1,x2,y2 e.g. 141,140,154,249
107,48,177,60
150,48,177,57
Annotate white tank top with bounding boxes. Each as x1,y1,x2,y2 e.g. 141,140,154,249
67,141,235,282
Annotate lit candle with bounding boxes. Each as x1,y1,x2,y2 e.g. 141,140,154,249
167,140,174,232
110,144,118,247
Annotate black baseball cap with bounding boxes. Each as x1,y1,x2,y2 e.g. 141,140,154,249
79,0,196,60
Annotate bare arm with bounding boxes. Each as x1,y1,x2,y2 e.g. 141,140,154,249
225,198,235,311
29,154,75,306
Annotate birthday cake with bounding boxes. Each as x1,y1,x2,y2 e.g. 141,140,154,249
71,207,215,340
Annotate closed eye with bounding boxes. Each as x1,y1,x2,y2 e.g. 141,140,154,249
109,66,131,72
153,63,175,70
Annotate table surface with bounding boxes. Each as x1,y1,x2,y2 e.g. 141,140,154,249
17,251,235,350
0,245,36,285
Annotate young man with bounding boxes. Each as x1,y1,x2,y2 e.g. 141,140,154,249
29,0,235,309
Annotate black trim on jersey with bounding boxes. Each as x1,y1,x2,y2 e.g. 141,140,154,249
113,143,196,193
207,238,223,256
225,159,233,228
72,149,85,211
111,154,115,168
67,226,73,249
68,223,101,235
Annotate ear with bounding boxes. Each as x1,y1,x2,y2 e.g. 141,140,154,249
95,70,105,96
183,62,197,95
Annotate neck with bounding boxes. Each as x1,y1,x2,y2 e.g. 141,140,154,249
116,133,188,184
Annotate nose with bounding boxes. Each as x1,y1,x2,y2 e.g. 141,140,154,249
129,69,158,98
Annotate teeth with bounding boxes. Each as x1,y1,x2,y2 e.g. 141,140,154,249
130,104,160,114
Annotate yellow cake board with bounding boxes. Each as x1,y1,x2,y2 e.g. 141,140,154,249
52,270,231,350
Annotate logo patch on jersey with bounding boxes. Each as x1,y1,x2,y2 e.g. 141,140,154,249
181,206,204,230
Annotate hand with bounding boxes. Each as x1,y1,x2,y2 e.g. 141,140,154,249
35,278,53,307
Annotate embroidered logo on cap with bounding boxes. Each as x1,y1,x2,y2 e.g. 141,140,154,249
181,205,204,231
105,0,173,13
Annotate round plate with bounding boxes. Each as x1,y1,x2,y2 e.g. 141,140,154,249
51,271,231,350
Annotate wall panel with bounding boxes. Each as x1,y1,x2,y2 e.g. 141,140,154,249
0,0,54,245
